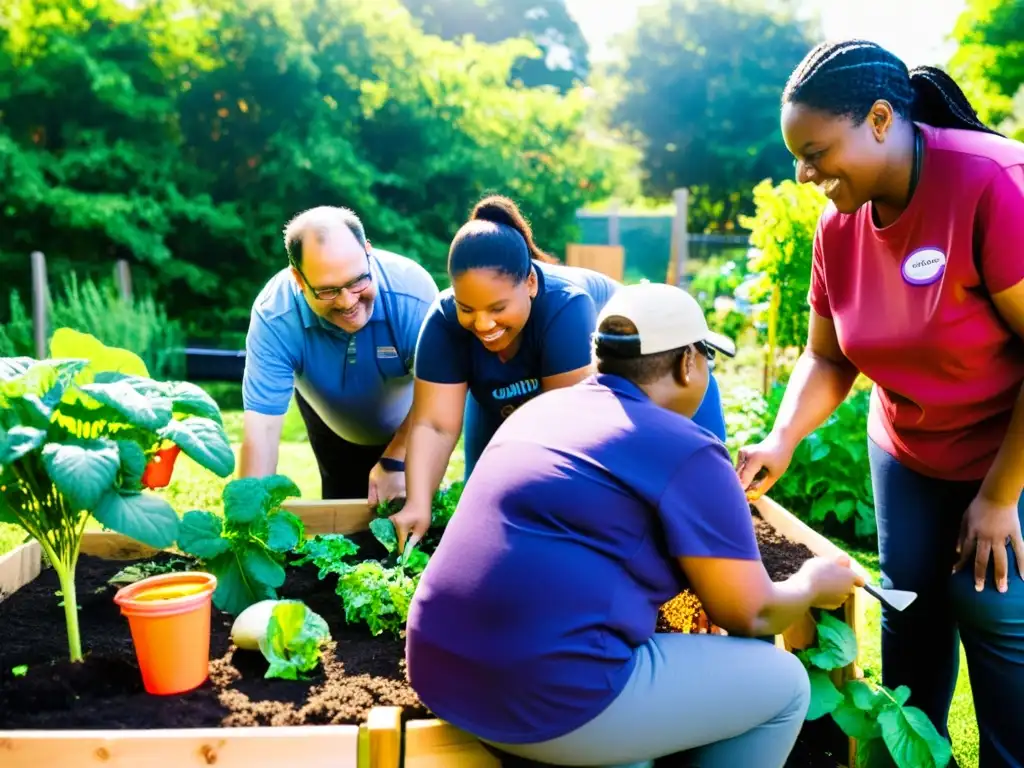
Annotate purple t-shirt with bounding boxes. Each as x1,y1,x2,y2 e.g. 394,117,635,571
405,374,761,745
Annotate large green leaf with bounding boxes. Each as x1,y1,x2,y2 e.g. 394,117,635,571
92,489,180,549
78,380,173,431
116,440,148,488
42,439,120,511
241,542,286,589
177,510,232,559
266,511,304,553
50,328,149,379
0,357,35,380
223,477,270,525
159,416,234,477
261,474,302,510
804,613,858,671
163,381,224,425
0,426,48,465
207,551,277,615
878,705,952,768
832,698,877,742
806,669,844,721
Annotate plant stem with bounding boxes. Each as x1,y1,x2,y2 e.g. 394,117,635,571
35,534,83,662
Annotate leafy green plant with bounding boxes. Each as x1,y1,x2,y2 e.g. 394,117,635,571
260,600,331,681
290,481,465,637
724,381,876,545
0,329,234,662
177,475,306,616
739,179,827,384
799,613,951,768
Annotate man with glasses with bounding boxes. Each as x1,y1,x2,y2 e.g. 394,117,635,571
241,205,438,505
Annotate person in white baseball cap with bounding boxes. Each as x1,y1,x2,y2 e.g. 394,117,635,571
406,280,860,768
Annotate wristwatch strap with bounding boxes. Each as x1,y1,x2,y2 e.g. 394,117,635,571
379,457,405,473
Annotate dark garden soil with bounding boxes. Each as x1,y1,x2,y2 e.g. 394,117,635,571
0,512,848,767
0,530,429,730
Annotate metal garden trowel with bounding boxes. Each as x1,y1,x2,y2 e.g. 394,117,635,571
862,582,918,612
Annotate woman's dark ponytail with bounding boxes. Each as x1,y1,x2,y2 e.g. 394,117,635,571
470,196,559,264
908,66,1003,136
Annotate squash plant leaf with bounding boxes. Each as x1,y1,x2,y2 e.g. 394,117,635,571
92,488,180,549
161,381,225,425
831,697,878,742
116,440,148,489
846,679,886,713
804,613,858,670
78,380,172,431
178,511,232,559
159,416,235,477
42,439,121,512
1,426,47,465
223,477,270,525
179,476,307,616
207,551,277,615
807,669,844,720
878,705,952,768
266,511,304,553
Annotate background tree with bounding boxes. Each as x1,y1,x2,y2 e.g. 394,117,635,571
609,0,817,231
948,0,1024,138
401,0,589,92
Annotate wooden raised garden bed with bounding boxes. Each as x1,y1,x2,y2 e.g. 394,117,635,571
0,494,871,768
0,500,405,768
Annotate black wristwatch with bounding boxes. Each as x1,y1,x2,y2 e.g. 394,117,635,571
379,457,406,473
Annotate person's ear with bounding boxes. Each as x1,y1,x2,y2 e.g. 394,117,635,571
527,268,539,299
678,347,695,384
868,100,895,142
290,266,303,287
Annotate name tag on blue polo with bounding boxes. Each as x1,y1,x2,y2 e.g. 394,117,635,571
376,345,399,359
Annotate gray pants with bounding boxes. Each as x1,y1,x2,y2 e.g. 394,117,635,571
485,633,811,768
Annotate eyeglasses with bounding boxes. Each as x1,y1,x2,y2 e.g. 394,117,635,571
694,341,717,369
292,254,373,301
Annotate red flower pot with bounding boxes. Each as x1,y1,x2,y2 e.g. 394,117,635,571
142,445,182,489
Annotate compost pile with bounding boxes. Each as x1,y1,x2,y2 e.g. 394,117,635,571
657,506,816,633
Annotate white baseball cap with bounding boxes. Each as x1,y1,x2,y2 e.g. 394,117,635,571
594,281,737,358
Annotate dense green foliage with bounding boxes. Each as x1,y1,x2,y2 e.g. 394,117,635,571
800,613,951,767
949,0,1024,137
610,0,815,230
0,0,636,340
741,178,827,352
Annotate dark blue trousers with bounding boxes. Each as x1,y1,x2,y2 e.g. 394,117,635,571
870,438,1024,768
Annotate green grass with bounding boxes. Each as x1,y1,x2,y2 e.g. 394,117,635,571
0,395,978,766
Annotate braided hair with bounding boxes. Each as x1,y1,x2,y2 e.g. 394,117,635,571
783,39,1002,136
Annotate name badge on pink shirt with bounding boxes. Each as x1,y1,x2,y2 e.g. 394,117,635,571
901,247,947,286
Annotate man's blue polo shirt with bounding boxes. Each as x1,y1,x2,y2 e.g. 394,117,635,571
242,249,438,445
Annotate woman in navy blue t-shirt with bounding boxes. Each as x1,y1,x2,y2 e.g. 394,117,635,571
390,195,727,549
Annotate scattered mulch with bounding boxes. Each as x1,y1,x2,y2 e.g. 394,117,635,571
0,530,429,730
0,510,845,767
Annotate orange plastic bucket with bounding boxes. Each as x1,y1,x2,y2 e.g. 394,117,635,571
114,571,218,695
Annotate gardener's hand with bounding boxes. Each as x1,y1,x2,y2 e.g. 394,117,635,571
953,494,1024,593
799,555,864,610
368,461,406,508
736,431,795,500
389,500,431,555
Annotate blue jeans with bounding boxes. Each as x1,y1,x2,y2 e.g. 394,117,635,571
869,438,1024,767
462,373,729,481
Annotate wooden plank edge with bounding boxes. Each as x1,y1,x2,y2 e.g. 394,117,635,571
0,725,361,768
404,719,499,767
0,540,41,598
367,706,402,768
281,497,375,536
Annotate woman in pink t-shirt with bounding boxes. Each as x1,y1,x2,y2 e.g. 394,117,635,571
738,39,1024,766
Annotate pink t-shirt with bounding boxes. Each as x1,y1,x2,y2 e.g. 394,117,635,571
809,123,1024,481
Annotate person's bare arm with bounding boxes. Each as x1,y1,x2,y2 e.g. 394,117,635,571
737,311,860,493
678,554,862,638
238,411,285,478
